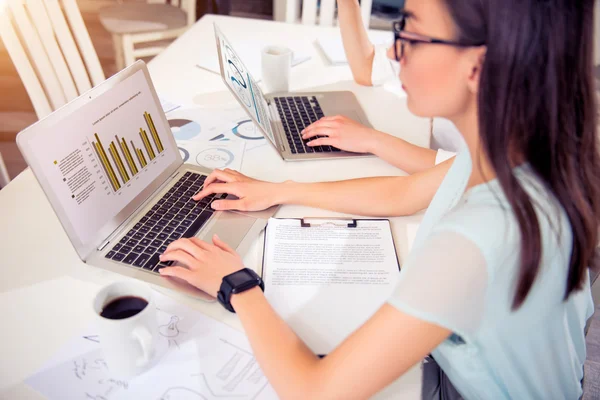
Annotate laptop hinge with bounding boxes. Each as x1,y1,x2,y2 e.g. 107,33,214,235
268,102,286,153
98,240,111,252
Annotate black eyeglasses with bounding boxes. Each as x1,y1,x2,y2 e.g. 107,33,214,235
392,13,485,62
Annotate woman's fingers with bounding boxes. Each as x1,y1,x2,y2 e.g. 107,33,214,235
203,169,237,188
307,137,335,147
212,234,236,254
158,266,194,282
211,198,247,211
164,238,205,259
189,237,214,251
159,249,200,270
193,183,239,201
302,123,339,138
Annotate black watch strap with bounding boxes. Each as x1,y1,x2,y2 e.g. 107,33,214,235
217,268,264,313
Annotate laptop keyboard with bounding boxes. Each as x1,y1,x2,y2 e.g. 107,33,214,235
274,96,342,154
104,171,226,273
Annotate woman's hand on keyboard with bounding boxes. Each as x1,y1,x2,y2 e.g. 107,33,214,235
301,115,380,154
192,168,281,211
159,235,244,297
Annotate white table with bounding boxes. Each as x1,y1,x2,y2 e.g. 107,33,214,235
0,15,429,399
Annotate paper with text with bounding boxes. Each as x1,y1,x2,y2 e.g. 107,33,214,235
262,218,401,354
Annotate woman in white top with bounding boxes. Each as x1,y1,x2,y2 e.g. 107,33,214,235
301,0,460,170
159,0,599,398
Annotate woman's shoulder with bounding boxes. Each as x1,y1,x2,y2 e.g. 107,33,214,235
432,167,572,276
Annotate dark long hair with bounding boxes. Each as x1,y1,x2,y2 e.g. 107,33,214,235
445,0,600,309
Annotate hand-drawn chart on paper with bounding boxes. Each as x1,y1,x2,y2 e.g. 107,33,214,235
26,290,278,400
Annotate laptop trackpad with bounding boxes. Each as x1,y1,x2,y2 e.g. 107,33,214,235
198,211,255,250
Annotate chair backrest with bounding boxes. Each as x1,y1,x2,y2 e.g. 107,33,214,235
285,0,373,28
0,0,105,119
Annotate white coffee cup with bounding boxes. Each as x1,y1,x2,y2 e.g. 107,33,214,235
261,46,293,93
93,281,158,379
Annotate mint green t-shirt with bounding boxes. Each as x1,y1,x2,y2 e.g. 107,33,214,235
388,148,594,399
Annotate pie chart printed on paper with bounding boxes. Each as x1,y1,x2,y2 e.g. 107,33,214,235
195,148,235,169
169,119,201,141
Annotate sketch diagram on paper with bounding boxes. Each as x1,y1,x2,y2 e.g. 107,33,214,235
188,342,270,399
159,387,209,400
25,289,279,400
158,315,184,349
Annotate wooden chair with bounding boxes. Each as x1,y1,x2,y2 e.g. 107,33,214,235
0,152,10,188
0,0,105,185
282,0,373,28
99,0,196,70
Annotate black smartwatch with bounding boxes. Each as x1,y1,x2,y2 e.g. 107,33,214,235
217,268,264,313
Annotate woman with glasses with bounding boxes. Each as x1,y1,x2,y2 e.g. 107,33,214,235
160,0,598,398
302,0,461,174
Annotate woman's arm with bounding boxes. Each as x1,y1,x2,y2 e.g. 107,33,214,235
159,239,451,400
337,0,376,86
232,288,449,399
301,116,439,174
193,158,453,217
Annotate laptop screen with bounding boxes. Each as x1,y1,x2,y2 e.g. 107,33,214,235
26,69,178,246
215,26,277,145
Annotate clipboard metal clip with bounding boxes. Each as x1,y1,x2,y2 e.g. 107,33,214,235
300,217,358,228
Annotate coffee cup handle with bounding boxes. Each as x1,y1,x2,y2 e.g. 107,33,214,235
132,326,153,367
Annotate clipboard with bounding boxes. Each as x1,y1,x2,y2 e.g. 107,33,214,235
260,217,402,278
259,217,401,355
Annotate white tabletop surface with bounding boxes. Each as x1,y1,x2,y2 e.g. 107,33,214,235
0,15,430,399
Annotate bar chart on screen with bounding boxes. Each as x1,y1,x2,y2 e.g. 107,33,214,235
29,69,177,244
89,111,166,193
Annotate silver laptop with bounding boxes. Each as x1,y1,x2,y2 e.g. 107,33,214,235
214,24,374,161
17,61,276,301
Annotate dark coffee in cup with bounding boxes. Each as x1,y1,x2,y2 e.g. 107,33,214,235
100,296,148,320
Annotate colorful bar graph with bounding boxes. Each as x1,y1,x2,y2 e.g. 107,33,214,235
90,112,167,192
117,136,138,176
144,112,164,153
138,148,148,168
109,142,130,184
139,128,156,160
93,133,120,192
132,140,148,168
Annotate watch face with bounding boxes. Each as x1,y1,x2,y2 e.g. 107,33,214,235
225,269,256,288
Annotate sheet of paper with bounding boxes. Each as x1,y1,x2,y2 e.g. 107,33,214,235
262,218,401,355
178,139,246,171
26,290,278,400
197,39,311,82
167,104,269,156
158,95,183,115
316,32,392,65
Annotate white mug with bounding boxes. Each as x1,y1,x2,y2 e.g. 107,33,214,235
261,45,293,93
93,281,158,379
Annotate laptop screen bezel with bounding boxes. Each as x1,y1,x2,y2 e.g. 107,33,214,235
213,24,280,151
16,61,183,261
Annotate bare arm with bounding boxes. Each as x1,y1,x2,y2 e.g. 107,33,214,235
232,289,449,400
158,244,450,400
279,158,451,216
337,0,375,86
369,129,438,173
193,158,453,217
302,116,439,174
